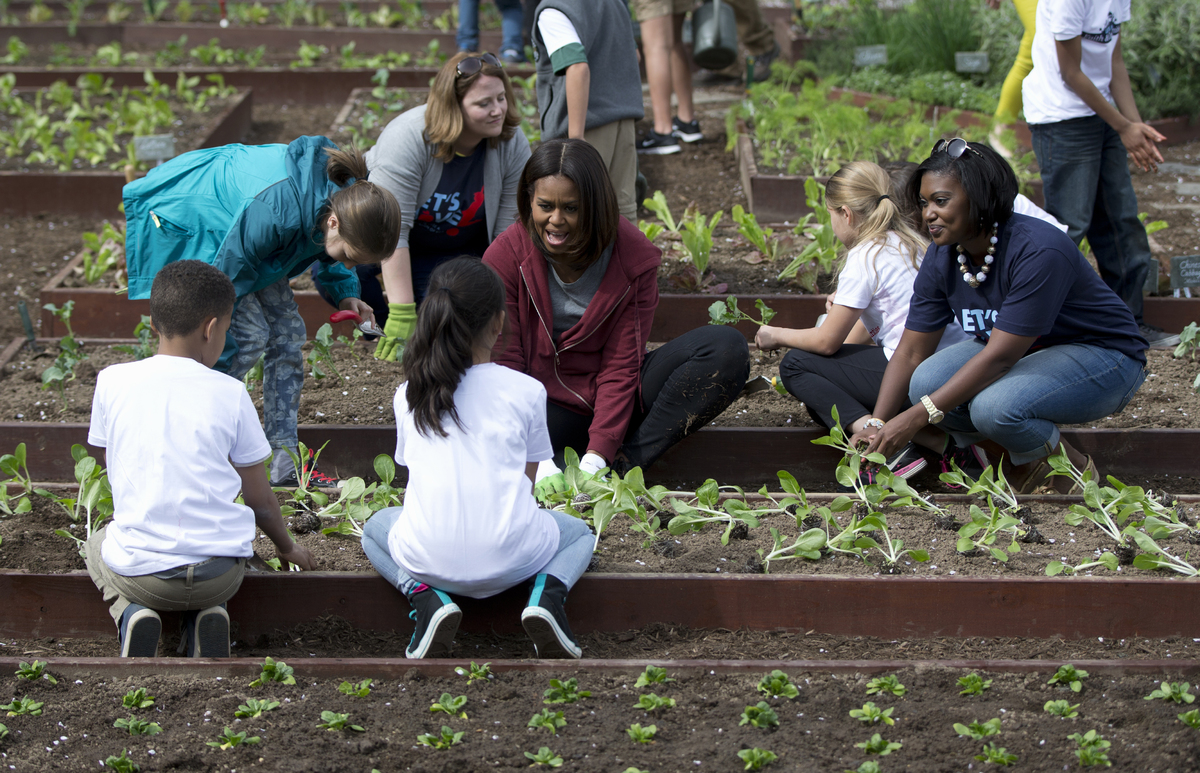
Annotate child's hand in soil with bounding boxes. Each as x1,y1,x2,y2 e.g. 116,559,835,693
755,325,784,351
278,543,317,571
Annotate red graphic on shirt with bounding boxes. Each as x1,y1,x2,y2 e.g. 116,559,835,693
446,191,485,237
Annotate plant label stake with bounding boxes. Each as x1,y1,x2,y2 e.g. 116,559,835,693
133,135,175,167
16,300,41,353
1170,255,1200,298
954,52,989,74
853,45,887,68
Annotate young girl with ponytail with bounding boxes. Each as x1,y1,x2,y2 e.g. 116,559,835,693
360,257,594,659
755,160,979,480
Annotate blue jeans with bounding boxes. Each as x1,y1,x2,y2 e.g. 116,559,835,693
457,0,524,55
1031,115,1152,323
216,278,306,451
361,507,594,596
909,339,1146,465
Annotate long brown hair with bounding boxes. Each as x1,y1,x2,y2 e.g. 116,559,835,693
403,257,506,438
324,145,403,261
425,51,522,163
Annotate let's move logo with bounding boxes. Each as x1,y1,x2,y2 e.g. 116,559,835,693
1082,12,1120,44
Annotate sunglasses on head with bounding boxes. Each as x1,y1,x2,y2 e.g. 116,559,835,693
456,52,502,77
932,137,984,159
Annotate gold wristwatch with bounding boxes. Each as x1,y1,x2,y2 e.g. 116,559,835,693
920,395,944,424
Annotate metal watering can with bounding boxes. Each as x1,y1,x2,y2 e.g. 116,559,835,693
691,0,738,71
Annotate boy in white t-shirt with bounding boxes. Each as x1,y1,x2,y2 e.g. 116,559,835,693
84,260,315,658
1022,0,1178,348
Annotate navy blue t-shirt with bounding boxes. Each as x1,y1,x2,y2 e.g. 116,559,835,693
408,143,489,260
906,214,1147,365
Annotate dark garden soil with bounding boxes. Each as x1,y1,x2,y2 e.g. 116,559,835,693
0,656,1198,772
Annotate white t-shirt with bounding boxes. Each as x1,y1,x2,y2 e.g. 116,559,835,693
388,363,558,599
536,8,582,59
88,355,271,576
1014,193,1069,232
1023,0,1130,125
834,232,971,359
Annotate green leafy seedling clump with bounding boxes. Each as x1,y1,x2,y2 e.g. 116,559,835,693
543,677,591,704
3,696,43,716
528,708,567,733
1179,708,1200,729
338,678,372,697
1145,681,1196,704
635,665,674,688
627,723,657,743
418,725,464,749
525,746,564,766
757,670,799,699
856,733,902,756
850,702,895,726
738,747,778,770
430,692,468,717
1068,729,1112,767
740,701,780,729
633,693,676,712
113,717,162,736
234,698,279,718
958,673,992,696
249,656,295,687
975,742,1018,766
455,661,492,685
15,660,57,684
954,717,1001,739
1044,699,1081,718
104,749,140,772
207,727,260,749
1048,664,1088,692
317,710,365,732
845,763,881,773
121,688,155,710
865,675,907,697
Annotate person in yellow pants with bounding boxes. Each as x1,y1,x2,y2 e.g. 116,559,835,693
990,0,1038,134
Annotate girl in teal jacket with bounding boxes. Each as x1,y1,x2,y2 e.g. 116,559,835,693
123,136,402,484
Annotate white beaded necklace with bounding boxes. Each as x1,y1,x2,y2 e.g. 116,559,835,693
956,222,999,288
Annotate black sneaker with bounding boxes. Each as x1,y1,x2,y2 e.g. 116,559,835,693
637,130,681,155
671,116,703,143
939,440,988,487
120,605,161,658
406,588,461,659
192,605,230,658
521,574,582,659
271,448,338,487
1139,323,1181,348
749,41,781,82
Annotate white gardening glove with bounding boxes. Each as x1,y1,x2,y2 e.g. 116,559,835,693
579,452,607,476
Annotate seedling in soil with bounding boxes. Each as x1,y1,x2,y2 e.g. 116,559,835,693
757,670,799,699
121,688,155,710
939,460,1021,514
1145,682,1195,704
317,710,365,732
853,510,931,568
47,445,113,553
642,190,679,233
1179,709,1200,728
207,727,261,749
112,316,157,361
370,454,406,511
674,205,725,292
626,723,657,743
0,442,35,514
779,179,838,291
43,301,76,338
306,323,342,381
953,718,1001,739
957,673,992,696
418,725,464,749
738,747,778,770
40,315,88,411
1048,664,1088,692
638,219,665,241
635,665,674,688
104,749,140,772
234,698,279,718
975,742,1018,766
338,678,372,697
525,746,565,766
543,677,591,704
855,733,901,755
1068,730,1112,767
1043,700,1080,718
1048,447,1142,549
866,675,907,697
731,204,792,263
708,295,777,327
243,353,265,392
1046,553,1120,576
1131,530,1200,577
1173,321,1198,361
527,709,567,733
667,478,761,545
844,763,881,773
429,692,468,718
633,693,676,711
113,717,162,735
455,661,492,685
850,702,895,726
956,501,1023,562
336,326,365,361
759,524,827,572
15,660,56,684
740,702,780,729
0,722,6,740
2,696,42,716
249,656,296,687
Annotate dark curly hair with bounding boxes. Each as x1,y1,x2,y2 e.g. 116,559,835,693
906,140,1018,237
149,260,236,338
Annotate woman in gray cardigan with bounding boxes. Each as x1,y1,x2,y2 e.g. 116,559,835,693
313,52,532,361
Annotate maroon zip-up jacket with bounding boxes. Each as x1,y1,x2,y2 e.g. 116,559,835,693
483,218,661,461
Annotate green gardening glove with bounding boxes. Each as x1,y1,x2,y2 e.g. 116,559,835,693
374,302,417,361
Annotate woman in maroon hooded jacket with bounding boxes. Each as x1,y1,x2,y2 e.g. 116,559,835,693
483,139,749,493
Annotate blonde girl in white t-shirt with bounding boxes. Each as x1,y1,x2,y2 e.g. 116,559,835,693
360,256,594,659
755,160,982,482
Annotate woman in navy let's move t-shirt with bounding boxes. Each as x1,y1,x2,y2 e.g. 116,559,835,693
851,139,1147,494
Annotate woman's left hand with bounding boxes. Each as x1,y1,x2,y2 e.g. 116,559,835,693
338,297,376,326
850,408,925,459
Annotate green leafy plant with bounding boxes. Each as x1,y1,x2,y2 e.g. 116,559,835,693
338,678,372,697
15,659,56,684
855,733,901,755
1145,682,1196,704
0,722,6,739
975,742,1018,766
1046,552,1121,577
207,727,260,749
626,723,657,743
666,478,762,546
292,40,328,68
142,0,169,22
731,204,794,263
865,675,907,697
430,692,468,718
677,205,724,287
1068,729,1112,767
113,717,162,736
939,460,1021,513
850,702,895,726
633,693,676,712
525,746,564,766
635,665,674,688
234,698,279,718
740,701,781,729
779,179,839,291
844,763,881,773
757,670,800,699
543,677,591,704
249,656,296,687
957,673,992,696
317,710,365,732
708,295,777,327
2,696,43,716
642,190,678,233
956,500,1024,562
1131,529,1200,577
1047,447,1145,549
40,302,88,410
1048,664,1088,693
306,322,342,381
104,749,140,772
1044,699,1080,718
1173,322,1198,360
418,725,464,749
454,661,492,685
0,443,33,516
112,316,157,361
121,688,155,710
738,747,778,770
954,717,1001,739
1179,708,1200,729
528,708,567,733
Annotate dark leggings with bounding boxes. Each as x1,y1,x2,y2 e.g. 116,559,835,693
778,344,913,430
546,325,750,474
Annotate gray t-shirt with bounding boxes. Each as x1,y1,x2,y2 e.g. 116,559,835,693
547,243,613,340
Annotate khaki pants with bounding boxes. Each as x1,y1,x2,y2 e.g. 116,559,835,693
84,526,246,627
725,0,775,57
583,118,639,223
